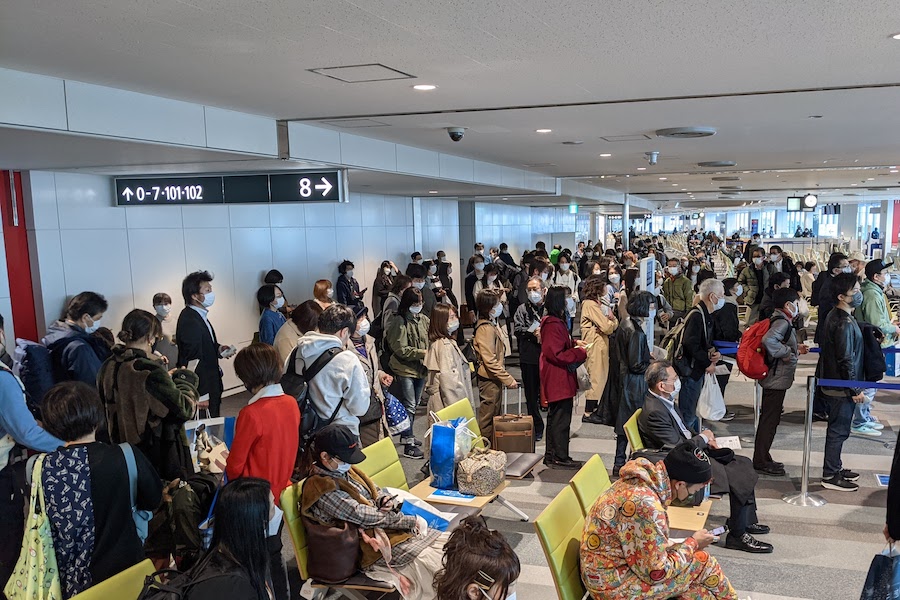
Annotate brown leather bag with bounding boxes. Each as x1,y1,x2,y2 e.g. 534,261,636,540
301,515,361,584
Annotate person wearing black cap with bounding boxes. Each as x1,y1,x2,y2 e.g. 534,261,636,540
581,442,738,599
638,360,773,554
853,258,898,436
300,424,446,599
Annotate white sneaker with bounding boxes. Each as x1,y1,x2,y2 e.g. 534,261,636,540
851,424,882,437
867,421,885,430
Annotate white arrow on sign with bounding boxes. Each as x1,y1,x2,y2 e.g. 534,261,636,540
314,177,333,196
122,188,134,201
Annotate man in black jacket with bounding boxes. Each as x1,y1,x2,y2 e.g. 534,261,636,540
817,272,866,492
767,245,801,292
638,361,772,553
176,271,233,417
513,277,545,441
674,278,723,432
809,252,850,420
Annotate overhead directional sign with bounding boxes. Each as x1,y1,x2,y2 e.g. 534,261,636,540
115,170,344,206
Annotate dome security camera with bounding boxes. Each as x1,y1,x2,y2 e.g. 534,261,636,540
447,127,466,142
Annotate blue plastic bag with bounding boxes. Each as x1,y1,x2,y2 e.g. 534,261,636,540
400,499,451,532
430,417,471,490
860,547,900,600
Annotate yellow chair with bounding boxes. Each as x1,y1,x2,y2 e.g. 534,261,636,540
69,559,154,600
434,398,484,448
569,454,612,515
623,409,645,452
533,486,587,600
281,481,394,598
357,437,410,491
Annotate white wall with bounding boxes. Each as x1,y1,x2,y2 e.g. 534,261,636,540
417,197,462,300
24,171,416,391
473,203,577,261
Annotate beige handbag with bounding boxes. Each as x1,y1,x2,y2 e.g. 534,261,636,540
456,442,506,496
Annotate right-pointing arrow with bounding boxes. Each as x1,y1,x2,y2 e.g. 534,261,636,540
314,177,333,196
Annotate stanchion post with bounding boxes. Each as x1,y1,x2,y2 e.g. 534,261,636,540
783,376,827,507
753,381,761,435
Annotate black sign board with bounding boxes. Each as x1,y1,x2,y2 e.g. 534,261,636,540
115,171,343,206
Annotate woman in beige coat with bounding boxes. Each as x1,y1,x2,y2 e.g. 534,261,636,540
423,304,474,414
473,290,518,441
579,276,618,417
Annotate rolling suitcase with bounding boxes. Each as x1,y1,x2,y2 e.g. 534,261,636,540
492,387,535,453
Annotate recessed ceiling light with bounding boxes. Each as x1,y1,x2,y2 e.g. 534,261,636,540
868,178,876,181
851,183,858,186
656,126,717,138
428,190,439,194
698,160,736,168
599,153,612,158
671,183,678,186
892,33,900,40
637,167,647,171
535,129,552,134
502,197,508,200
808,115,823,119
659,177,668,181
412,84,437,91
561,141,584,145
891,170,899,174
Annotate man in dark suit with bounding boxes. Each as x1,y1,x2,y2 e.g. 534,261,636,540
638,360,773,554
176,270,233,417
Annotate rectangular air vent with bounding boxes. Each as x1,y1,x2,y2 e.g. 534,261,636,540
319,119,391,128
600,134,651,142
308,64,415,83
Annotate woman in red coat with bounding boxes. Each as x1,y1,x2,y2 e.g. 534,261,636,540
540,285,588,470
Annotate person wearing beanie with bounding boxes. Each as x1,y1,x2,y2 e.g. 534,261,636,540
581,441,738,599
638,361,773,554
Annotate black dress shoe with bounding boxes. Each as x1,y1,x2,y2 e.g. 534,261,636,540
582,413,606,425
543,458,582,470
725,532,774,553
754,463,786,476
746,523,770,535
812,412,829,422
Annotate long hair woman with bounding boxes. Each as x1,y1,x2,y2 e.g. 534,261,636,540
433,516,520,600
579,276,618,419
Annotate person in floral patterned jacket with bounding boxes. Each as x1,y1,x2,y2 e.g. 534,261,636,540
580,444,738,599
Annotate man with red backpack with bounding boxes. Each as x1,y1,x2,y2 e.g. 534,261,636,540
753,287,808,476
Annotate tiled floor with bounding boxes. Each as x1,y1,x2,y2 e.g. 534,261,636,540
222,351,896,599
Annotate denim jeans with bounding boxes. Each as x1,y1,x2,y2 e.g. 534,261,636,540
678,374,703,432
852,388,876,428
395,375,424,439
823,395,855,478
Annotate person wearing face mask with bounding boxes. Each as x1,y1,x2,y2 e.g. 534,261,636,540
301,424,446,600
176,271,233,418
313,279,336,311
467,244,487,274
423,304,474,419
497,243,517,268
767,245,801,291
152,292,179,366
336,260,366,310
464,254,488,310
553,254,579,300
573,241,586,263
474,290,518,443
579,277,618,425
99,309,199,482
256,284,287,346
639,362,772,554
293,304,371,439
754,288,808,476
433,515,520,600
818,273,867,492
539,286,588,469
578,247,597,280
711,278,742,414
849,251,868,278
407,263,438,318
800,261,817,299
757,272,792,322
513,278,547,442
744,233,762,263
347,306,392,448
605,264,624,309
737,248,773,326
672,279,724,432
810,252,850,346
662,258,693,320
581,441,740,599
384,288,430,459
852,259,899,437
407,251,424,274
372,260,398,315
42,291,112,387
436,261,459,310
227,343,299,599
274,300,322,367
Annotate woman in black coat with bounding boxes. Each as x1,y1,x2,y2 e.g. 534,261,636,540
610,292,654,474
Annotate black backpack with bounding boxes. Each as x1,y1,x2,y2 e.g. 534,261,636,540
281,346,343,446
138,552,224,600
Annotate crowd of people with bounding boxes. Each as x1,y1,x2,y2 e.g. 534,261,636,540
1,229,898,600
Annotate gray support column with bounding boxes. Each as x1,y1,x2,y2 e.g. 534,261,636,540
622,194,631,249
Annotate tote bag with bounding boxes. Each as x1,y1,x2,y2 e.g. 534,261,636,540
697,372,726,421
4,455,63,600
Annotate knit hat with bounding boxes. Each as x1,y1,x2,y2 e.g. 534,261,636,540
663,442,713,484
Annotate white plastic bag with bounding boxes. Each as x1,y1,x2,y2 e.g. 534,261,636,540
697,372,726,421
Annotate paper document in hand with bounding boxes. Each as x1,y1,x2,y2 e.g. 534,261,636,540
716,436,742,450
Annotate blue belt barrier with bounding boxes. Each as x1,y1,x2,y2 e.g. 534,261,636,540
816,378,900,391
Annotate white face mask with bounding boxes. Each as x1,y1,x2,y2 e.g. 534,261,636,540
409,304,423,315
413,281,426,290
559,263,570,271
273,296,285,309
540,272,549,281
713,295,725,311
201,291,215,308
491,304,503,318
84,317,102,334
608,274,621,285
413,259,422,265
429,265,437,274
691,265,701,274
154,304,171,317
648,309,657,322
326,288,334,299
383,267,392,275
734,285,743,296
753,257,764,266
593,270,602,276
528,290,542,304
668,267,680,276
487,276,497,284
668,378,682,397
770,254,781,263
334,460,352,474
448,319,460,333
474,262,485,271
842,266,853,274
566,297,576,312
356,319,371,337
